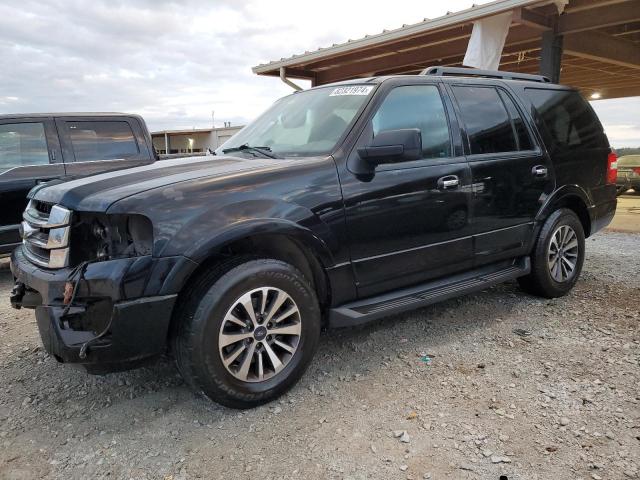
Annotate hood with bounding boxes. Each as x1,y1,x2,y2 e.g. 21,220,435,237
31,155,295,211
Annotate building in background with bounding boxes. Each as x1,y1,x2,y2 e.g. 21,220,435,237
151,125,243,154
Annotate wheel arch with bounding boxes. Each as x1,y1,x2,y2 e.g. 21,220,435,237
169,220,334,336
536,185,592,238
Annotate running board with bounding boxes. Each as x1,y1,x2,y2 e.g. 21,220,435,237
329,257,530,328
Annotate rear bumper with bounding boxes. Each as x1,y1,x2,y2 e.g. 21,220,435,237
590,198,617,235
10,247,195,373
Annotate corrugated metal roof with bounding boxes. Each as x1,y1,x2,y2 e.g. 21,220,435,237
252,0,548,73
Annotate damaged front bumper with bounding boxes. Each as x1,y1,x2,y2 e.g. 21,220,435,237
10,247,197,373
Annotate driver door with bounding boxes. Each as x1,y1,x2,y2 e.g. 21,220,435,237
340,82,474,298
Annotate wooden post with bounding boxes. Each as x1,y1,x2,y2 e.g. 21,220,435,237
539,29,563,83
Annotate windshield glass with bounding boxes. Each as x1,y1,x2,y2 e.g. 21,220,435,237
216,85,375,157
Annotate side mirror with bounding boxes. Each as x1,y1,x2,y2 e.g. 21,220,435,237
357,128,422,165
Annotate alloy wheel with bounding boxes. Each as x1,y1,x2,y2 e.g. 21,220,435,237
218,287,301,382
547,225,579,282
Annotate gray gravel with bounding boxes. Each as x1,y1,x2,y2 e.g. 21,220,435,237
0,231,638,480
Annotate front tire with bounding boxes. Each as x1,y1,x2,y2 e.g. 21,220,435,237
173,258,321,409
518,208,585,298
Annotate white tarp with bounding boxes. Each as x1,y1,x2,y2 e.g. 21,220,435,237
462,11,513,71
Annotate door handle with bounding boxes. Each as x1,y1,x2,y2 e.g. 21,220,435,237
437,175,459,190
532,165,548,177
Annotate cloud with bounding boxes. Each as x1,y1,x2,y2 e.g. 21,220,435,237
0,0,638,146
591,99,640,148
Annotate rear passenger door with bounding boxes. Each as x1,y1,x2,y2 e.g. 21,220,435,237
0,118,63,254
57,116,153,177
449,84,554,265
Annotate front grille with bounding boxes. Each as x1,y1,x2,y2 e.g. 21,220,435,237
21,200,72,269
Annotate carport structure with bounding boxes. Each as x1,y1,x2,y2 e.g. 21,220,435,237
253,0,640,100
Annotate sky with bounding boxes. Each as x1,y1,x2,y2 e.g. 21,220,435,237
0,0,638,148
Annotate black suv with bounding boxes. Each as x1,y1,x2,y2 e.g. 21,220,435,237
10,67,617,408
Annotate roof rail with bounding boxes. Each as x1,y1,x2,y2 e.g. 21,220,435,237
420,66,551,83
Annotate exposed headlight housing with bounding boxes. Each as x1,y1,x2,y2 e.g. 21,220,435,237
70,213,154,265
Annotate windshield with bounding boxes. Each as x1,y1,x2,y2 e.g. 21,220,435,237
216,85,375,157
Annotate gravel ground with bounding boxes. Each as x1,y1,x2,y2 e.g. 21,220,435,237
0,232,638,480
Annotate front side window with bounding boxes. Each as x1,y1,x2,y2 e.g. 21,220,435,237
525,89,606,151
452,86,518,155
371,85,451,159
0,122,49,173
67,121,138,162
217,85,374,157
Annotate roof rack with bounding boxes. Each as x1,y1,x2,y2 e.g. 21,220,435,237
420,66,551,83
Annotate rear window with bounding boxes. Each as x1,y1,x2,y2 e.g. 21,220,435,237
618,155,640,167
67,121,139,162
525,89,606,151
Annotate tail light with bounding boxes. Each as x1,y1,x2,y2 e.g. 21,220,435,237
633,167,640,176
607,150,618,184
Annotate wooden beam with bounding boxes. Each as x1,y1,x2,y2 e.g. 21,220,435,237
558,0,640,34
512,8,553,30
589,85,640,99
315,29,543,84
563,31,640,69
302,25,474,71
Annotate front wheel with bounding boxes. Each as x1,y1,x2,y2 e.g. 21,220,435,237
518,208,585,298
173,258,321,409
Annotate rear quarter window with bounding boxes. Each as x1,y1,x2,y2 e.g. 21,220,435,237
525,89,607,152
67,121,139,162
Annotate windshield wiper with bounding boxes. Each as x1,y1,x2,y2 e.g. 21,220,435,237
222,144,277,159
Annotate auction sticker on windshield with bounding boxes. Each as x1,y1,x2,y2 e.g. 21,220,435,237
329,86,374,96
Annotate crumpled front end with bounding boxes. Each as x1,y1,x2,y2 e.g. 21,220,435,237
10,199,197,373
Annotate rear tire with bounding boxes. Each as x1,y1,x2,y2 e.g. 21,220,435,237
518,208,585,298
173,258,321,409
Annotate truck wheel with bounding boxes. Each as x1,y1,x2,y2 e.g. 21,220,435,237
518,208,585,298
616,186,628,196
173,258,321,409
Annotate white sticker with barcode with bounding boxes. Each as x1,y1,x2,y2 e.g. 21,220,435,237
329,85,374,96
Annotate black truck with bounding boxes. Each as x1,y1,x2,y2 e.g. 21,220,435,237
0,113,157,257
10,68,617,409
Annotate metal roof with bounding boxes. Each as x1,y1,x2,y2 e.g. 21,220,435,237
253,0,640,100
253,0,544,74
0,112,130,119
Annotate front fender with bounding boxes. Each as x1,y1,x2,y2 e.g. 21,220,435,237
154,197,339,268
183,217,336,268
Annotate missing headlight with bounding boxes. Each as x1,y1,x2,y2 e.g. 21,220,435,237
70,214,153,265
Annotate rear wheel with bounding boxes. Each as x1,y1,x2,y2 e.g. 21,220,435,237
518,208,585,298
173,258,321,409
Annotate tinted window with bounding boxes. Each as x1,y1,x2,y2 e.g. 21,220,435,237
452,86,517,155
525,89,606,151
372,85,451,159
498,90,534,151
67,121,138,162
0,122,49,172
